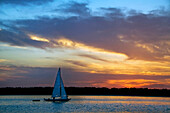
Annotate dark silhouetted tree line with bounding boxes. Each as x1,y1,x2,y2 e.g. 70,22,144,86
0,87,169,97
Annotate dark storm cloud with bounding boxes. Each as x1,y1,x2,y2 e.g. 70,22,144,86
0,0,54,6
1,2,170,61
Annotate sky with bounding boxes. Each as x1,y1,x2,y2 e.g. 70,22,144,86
0,0,170,89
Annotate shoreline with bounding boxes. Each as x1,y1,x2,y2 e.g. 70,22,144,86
0,87,169,97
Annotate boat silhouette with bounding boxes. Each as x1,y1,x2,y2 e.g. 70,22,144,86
44,68,71,101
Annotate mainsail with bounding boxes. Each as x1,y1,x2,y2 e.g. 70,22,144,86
52,68,67,99
61,77,67,99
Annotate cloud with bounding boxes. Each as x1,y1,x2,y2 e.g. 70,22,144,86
107,77,170,88
107,79,157,88
0,1,169,89
29,34,49,42
56,2,90,17
0,65,169,88
77,53,113,63
0,65,14,72
100,7,125,18
0,0,54,6
0,59,9,63
0,65,57,87
64,60,88,67
142,83,170,89
0,1,170,62
0,29,51,49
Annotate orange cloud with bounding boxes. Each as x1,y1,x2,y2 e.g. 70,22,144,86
107,79,170,88
0,59,9,63
6,34,170,76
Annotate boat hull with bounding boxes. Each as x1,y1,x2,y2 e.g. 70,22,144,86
44,98,71,102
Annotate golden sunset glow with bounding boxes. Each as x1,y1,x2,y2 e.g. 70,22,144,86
1,43,29,49
0,66,14,71
107,79,170,88
1,34,170,88
55,37,128,57
0,59,9,62
66,59,170,76
135,43,154,53
25,35,170,77
1,0,170,89
29,35,49,42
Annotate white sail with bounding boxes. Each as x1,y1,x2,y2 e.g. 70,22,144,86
61,77,67,99
52,68,61,98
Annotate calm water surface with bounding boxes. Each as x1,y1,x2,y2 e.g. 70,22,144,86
0,95,169,112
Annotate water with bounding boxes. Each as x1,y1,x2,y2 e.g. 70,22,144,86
0,95,169,113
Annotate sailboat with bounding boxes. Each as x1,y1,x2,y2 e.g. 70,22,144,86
44,68,71,101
